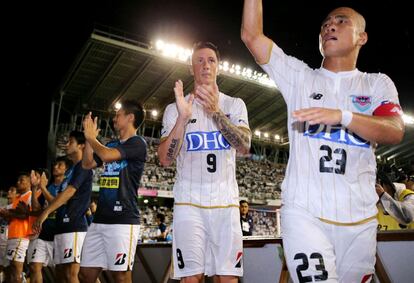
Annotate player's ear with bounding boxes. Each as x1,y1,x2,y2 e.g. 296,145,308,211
358,31,368,46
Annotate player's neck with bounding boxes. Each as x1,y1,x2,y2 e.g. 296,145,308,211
118,126,136,142
322,56,357,73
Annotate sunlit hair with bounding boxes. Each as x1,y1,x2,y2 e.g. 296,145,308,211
192,41,221,62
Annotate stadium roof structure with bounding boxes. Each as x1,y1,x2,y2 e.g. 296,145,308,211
54,27,287,143
53,26,413,168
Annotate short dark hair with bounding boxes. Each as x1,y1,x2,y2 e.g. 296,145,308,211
8,186,17,193
192,41,220,62
156,213,165,223
121,99,145,129
69,130,86,145
55,156,73,169
240,200,248,205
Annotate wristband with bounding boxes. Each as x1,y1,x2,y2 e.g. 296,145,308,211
341,110,353,127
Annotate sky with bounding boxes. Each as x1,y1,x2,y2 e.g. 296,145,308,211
2,0,413,189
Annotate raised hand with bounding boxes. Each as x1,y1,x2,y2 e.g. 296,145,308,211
174,80,194,121
30,170,40,188
195,83,220,114
293,107,342,125
83,112,101,140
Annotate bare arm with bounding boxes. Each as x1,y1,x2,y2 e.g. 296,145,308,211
39,185,55,203
0,207,29,220
83,112,121,164
158,120,188,167
82,140,98,169
212,111,251,154
380,192,414,225
86,137,121,163
241,0,273,64
32,186,77,234
158,80,194,167
347,114,404,145
293,108,404,145
195,84,251,153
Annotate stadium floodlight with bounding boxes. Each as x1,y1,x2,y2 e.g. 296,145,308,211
155,39,192,62
274,134,280,140
403,114,414,125
254,130,261,137
151,110,158,117
153,39,277,88
264,132,269,138
114,102,122,110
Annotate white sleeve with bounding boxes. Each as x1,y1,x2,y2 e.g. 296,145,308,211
160,103,178,139
371,73,401,112
229,98,250,131
260,43,310,102
380,192,414,225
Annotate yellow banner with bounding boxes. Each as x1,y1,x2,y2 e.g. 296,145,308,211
100,177,119,189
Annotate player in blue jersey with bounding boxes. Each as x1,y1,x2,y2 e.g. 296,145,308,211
34,131,93,283
28,156,71,283
79,99,147,283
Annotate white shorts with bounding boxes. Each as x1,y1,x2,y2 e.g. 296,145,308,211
27,238,54,266
0,230,7,266
54,232,86,265
281,206,377,283
6,238,30,263
172,205,243,278
81,223,140,271
0,242,7,267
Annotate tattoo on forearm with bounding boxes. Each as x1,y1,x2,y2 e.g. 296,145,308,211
212,111,250,151
166,138,180,160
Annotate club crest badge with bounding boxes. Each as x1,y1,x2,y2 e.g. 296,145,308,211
351,95,372,112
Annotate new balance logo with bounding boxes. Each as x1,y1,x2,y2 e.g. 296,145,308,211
188,118,197,124
64,248,72,259
310,93,323,100
115,253,127,265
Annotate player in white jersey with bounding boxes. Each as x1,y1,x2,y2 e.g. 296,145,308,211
158,41,251,283
242,2,405,282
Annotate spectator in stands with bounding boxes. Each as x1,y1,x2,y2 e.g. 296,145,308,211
404,171,414,191
154,213,168,241
239,200,253,236
376,171,414,230
33,131,93,283
158,41,251,283
79,99,147,283
242,2,405,282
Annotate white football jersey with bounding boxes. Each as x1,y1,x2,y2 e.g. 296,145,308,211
261,43,401,223
161,92,250,207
